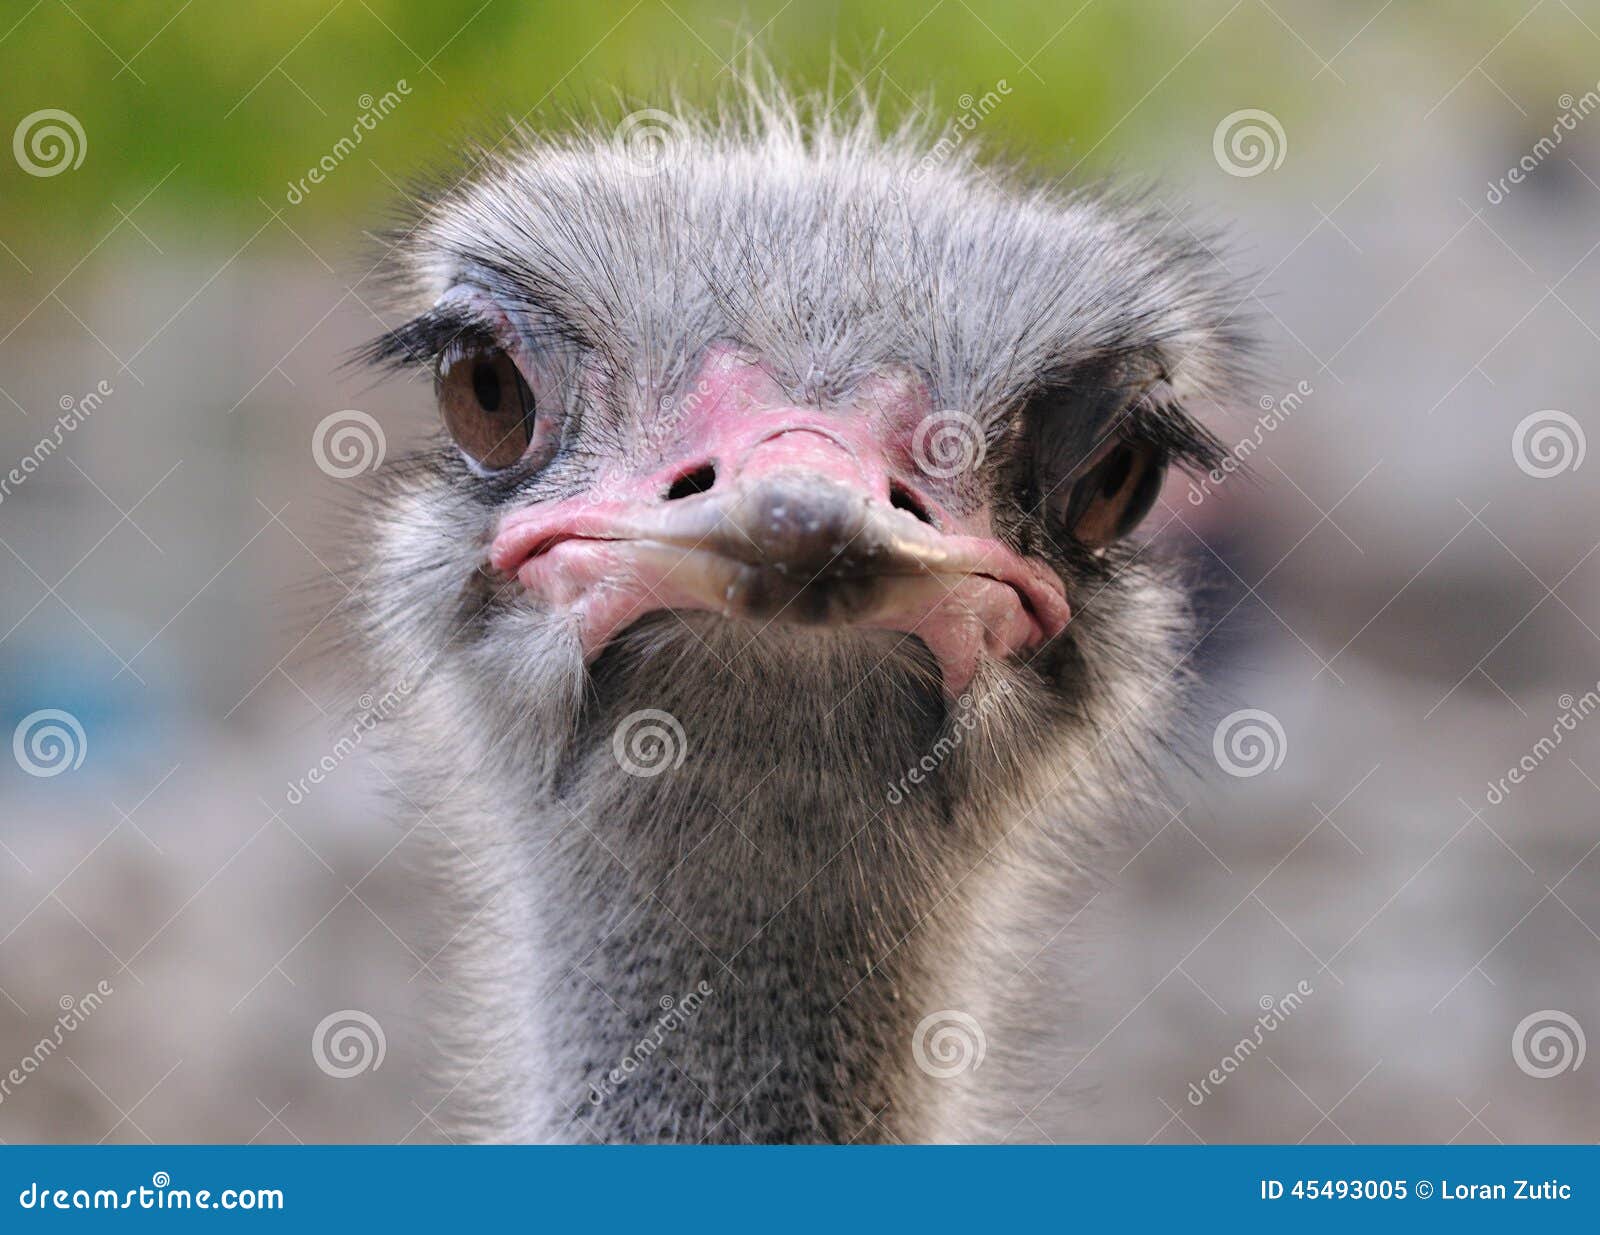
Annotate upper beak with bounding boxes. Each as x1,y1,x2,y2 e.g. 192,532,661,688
488,419,1070,691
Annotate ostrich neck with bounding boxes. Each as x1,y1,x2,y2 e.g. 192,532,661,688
465,649,1017,1145
522,752,996,1143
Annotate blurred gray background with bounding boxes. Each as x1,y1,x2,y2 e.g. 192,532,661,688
1,0,1597,1142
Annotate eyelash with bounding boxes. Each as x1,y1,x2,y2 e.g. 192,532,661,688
1026,379,1224,483
1117,397,1226,475
357,309,496,376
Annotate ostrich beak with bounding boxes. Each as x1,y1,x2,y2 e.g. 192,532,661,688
488,418,1069,693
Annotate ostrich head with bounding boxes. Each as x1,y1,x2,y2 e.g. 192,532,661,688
349,86,1247,1143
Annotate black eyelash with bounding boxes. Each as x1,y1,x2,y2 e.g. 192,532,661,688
1024,345,1218,464
354,306,498,375
1026,370,1227,481
1119,395,1227,475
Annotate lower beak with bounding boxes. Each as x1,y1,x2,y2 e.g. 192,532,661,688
488,427,1070,692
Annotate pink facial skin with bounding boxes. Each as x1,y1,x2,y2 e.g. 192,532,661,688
487,347,1070,694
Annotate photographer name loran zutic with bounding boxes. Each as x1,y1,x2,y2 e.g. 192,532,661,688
1260,1178,1572,1201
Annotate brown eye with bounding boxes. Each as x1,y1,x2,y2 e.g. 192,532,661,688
1061,439,1166,547
438,348,535,471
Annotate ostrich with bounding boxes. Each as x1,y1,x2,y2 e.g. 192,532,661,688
347,83,1248,1143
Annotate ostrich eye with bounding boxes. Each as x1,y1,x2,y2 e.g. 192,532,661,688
1060,439,1166,547
438,347,536,471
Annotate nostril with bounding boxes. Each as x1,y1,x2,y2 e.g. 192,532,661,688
889,482,936,527
665,463,717,501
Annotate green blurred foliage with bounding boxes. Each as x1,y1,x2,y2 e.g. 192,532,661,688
0,0,1568,261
